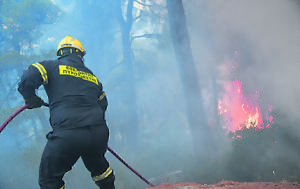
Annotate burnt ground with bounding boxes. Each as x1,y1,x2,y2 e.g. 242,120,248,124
146,181,300,189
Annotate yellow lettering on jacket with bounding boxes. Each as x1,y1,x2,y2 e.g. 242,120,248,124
59,65,98,85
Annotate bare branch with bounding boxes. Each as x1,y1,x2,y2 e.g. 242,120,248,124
134,0,167,9
131,33,163,42
133,15,142,22
134,0,152,7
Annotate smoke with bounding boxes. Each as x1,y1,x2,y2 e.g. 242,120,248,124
1,0,299,188
189,0,300,120
184,0,300,182
185,0,300,128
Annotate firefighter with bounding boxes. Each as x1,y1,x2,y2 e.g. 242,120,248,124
18,36,115,189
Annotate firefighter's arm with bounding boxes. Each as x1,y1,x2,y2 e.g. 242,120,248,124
96,81,108,112
18,63,47,109
97,91,108,112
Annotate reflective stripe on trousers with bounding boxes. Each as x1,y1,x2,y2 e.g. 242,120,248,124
92,166,113,182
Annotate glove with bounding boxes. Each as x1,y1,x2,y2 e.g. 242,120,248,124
24,95,46,109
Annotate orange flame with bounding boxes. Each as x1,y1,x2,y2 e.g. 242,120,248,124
218,80,270,135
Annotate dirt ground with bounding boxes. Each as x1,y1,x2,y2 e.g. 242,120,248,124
146,181,300,189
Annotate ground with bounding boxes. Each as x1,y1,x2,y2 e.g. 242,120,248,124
146,181,300,189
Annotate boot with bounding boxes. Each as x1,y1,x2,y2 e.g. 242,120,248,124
95,174,115,189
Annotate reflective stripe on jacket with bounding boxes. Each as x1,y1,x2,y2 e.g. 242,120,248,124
18,54,106,130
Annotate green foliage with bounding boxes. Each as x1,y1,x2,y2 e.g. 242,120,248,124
222,120,300,183
0,0,60,109
0,1,60,174
0,50,26,67
0,0,61,59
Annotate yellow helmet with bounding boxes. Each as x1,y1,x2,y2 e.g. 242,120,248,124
56,36,86,56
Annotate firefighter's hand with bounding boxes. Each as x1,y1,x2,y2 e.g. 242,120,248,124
25,95,46,109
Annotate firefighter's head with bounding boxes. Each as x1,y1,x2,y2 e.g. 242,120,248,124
56,36,86,57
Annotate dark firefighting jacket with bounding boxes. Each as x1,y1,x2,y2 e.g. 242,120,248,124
18,54,107,130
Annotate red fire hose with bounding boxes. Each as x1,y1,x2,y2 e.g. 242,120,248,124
0,104,30,133
0,104,155,187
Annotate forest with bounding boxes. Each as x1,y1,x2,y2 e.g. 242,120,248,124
0,0,299,188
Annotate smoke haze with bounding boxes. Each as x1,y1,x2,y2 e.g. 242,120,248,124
0,0,299,188
187,0,300,120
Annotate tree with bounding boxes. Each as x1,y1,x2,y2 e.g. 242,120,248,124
114,0,170,152
113,0,139,152
0,0,60,153
166,0,214,156
0,0,60,57
0,0,60,104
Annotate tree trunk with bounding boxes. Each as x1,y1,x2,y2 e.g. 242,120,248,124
166,0,213,156
116,0,139,152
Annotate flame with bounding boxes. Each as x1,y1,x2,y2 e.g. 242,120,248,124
218,80,272,135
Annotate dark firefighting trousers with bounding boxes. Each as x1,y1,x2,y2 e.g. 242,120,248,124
39,125,115,189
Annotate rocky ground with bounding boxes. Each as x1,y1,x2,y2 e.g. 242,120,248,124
146,181,300,189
